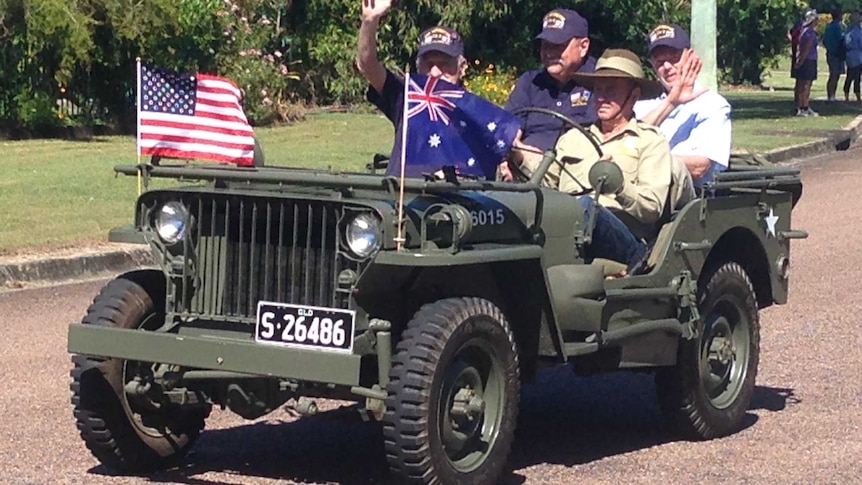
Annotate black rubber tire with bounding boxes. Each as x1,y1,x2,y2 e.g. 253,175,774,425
70,271,209,473
383,297,520,485
656,262,760,440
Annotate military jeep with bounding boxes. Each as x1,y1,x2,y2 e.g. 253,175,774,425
68,126,806,484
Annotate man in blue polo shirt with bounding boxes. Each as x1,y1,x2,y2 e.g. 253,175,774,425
504,8,597,154
634,23,731,188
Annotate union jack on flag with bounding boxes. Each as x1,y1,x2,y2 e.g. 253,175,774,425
386,74,521,180
406,76,463,125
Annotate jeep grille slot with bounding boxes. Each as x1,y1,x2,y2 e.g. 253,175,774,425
173,195,353,320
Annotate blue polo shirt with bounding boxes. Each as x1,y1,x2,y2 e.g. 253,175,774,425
504,56,597,152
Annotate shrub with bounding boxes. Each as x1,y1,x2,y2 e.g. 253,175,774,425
462,61,518,107
14,90,62,131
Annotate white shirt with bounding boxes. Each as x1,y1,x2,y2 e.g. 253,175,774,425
634,87,732,187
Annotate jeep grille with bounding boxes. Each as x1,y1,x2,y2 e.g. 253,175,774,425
165,195,358,320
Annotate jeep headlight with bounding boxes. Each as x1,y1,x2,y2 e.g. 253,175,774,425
154,201,190,245
345,213,381,258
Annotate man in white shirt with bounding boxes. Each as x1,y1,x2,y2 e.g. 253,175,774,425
634,23,732,188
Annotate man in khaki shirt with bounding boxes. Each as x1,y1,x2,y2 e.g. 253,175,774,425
514,49,675,272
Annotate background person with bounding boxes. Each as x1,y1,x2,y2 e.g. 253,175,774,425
633,23,729,190
504,8,597,154
824,9,845,102
794,8,820,117
844,10,862,103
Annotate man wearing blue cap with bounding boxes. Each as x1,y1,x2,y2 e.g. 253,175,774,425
357,0,467,125
634,23,731,189
504,8,597,155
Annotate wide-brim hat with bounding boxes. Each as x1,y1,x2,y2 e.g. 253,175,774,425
801,8,818,27
570,48,664,99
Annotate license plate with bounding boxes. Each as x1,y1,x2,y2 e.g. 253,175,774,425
255,301,355,353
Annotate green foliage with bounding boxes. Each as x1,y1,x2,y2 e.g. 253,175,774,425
717,0,799,85
0,0,822,128
14,88,61,130
463,62,518,107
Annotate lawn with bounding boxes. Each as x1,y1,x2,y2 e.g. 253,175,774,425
1,77,858,253
0,114,393,253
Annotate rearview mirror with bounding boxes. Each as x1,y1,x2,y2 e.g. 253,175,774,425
588,160,624,195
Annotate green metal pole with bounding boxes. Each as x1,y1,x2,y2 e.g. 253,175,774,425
691,0,718,90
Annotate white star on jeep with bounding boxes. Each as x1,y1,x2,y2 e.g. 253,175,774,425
764,208,779,237
487,121,497,131
428,134,441,148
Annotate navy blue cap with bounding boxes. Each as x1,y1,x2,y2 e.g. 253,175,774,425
647,23,691,55
417,26,464,58
535,9,589,44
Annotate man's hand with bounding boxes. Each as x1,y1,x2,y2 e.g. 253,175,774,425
498,161,514,181
362,0,392,21
666,49,707,107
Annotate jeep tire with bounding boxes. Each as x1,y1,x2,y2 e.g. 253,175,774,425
383,297,520,484
71,271,209,473
656,262,760,440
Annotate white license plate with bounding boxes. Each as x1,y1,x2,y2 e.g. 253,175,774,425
255,301,355,353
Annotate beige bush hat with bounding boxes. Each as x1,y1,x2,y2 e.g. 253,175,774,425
571,48,664,99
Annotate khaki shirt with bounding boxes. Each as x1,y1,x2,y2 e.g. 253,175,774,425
520,118,673,240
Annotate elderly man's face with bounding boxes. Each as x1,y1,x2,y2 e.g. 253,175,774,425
417,52,462,84
541,37,590,78
593,78,638,121
649,46,683,89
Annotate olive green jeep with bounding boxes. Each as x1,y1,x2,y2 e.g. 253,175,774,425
67,127,806,484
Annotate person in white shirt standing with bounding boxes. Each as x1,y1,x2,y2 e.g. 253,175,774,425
634,23,732,189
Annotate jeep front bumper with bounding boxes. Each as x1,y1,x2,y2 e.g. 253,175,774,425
67,324,361,386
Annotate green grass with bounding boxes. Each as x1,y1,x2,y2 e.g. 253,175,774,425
0,113,392,252
726,67,861,152
1,85,858,252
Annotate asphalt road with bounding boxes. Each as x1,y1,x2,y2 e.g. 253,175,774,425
1,149,861,485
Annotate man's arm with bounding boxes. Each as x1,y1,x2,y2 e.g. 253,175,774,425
357,0,391,94
675,155,712,180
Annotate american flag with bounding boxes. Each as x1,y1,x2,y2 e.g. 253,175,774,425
386,74,520,180
138,63,255,166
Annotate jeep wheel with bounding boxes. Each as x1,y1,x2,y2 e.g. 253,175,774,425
383,297,520,484
71,271,210,473
656,262,760,440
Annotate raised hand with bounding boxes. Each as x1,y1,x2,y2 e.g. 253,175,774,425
361,0,393,20
667,48,707,106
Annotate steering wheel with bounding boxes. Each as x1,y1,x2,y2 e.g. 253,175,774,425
509,107,604,186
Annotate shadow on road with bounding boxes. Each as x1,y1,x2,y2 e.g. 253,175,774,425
86,368,798,485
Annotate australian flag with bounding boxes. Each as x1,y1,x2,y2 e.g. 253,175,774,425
385,74,521,180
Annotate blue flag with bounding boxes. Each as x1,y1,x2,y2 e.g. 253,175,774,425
385,74,521,180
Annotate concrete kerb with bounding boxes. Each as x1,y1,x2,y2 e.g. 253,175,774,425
749,113,862,164
2,114,862,290
0,244,155,290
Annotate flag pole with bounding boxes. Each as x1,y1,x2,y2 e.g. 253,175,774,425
395,65,410,251
135,57,143,196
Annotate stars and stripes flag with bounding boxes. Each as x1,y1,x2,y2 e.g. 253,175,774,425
386,73,521,180
137,62,255,166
